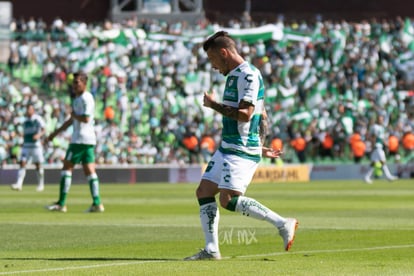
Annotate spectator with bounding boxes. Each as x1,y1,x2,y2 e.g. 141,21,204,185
290,133,307,163
200,133,215,163
17,39,29,69
402,128,414,163
387,133,400,157
2,16,414,167
182,128,199,164
7,41,19,77
117,91,129,132
104,105,115,124
402,128,414,152
270,136,284,165
351,136,366,163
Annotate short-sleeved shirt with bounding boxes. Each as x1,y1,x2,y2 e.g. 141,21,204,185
370,123,385,144
23,114,45,148
71,91,96,145
219,61,264,162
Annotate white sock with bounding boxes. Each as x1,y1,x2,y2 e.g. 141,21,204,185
87,173,100,197
365,168,373,180
62,171,72,193
200,202,220,254
37,168,44,187
235,196,286,228
16,168,26,187
382,165,395,180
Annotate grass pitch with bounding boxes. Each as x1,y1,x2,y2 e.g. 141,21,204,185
0,179,413,275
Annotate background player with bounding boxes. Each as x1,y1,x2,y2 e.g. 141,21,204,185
11,103,46,192
45,72,104,213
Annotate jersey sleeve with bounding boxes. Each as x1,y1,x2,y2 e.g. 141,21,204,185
36,114,46,129
239,70,259,106
83,93,95,117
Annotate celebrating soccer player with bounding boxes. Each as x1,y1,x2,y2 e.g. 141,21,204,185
184,31,298,260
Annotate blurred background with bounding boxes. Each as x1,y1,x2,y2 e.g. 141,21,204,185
0,0,413,182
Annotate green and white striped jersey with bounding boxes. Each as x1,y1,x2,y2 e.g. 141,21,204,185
23,114,45,148
71,91,96,145
219,61,265,162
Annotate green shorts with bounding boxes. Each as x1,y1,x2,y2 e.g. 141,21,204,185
65,144,96,164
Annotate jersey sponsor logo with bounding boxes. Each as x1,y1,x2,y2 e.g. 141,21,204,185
224,90,237,99
224,76,239,102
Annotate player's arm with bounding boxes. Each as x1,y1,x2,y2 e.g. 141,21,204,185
262,147,283,158
71,112,90,123
203,91,254,122
33,127,46,141
260,108,269,145
260,108,282,158
47,117,73,141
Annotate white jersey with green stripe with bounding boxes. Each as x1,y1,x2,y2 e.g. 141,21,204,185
219,61,265,162
71,91,96,145
23,114,45,148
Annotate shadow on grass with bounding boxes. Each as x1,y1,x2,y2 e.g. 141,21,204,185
1,257,179,261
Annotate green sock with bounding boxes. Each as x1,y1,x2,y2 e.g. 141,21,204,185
58,171,72,206
225,196,239,211
88,174,101,205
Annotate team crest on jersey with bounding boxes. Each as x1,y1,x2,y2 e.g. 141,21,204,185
226,76,238,89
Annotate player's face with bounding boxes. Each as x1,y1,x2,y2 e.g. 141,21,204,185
377,116,384,124
73,76,86,95
207,48,230,76
26,105,34,117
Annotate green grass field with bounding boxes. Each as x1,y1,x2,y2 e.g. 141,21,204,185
1,179,413,275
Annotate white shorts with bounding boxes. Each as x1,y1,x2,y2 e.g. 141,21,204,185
20,146,44,164
370,147,386,163
202,150,259,194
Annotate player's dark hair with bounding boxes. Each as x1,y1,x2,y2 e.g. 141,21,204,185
73,72,88,83
203,31,236,52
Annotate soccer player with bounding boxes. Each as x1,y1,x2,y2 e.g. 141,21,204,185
184,31,298,260
364,115,398,184
364,142,398,184
45,72,104,213
11,103,46,192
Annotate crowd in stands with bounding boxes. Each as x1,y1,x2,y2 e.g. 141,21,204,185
1,15,414,167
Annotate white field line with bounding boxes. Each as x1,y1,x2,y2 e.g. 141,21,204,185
233,243,414,259
1,244,414,275
0,260,166,275
1,222,200,228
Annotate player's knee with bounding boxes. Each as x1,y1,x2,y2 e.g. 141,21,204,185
195,186,203,198
219,192,236,210
219,197,230,209
196,185,212,198
196,180,218,198
62,160,74,170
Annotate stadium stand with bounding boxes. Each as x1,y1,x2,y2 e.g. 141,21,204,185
0,16,413,166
